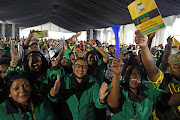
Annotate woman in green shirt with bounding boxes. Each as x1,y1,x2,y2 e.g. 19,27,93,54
54,57,108,120
106,56,180,120
0,71,60,120
8,41,64,97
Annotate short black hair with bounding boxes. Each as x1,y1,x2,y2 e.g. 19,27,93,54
122,56,144,82
85,50,97,60
69,52,74,56
74,57,87,65
108,45,114,50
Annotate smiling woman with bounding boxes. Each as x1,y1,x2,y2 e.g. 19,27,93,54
106,57,171,120
0,71,56,120
72,57,88,82
9,78,31,106
53,57,108,120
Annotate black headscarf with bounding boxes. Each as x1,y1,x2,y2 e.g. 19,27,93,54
5,71,28,94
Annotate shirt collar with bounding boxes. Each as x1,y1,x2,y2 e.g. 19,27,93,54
121,82,149,103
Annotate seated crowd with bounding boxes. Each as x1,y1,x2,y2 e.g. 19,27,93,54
0,30,179,120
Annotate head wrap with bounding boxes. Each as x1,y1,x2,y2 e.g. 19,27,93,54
5,71,28,94
168,52,180,65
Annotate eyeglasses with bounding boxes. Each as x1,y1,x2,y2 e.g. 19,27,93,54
74,64,88,69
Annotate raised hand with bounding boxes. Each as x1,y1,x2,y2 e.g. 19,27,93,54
75,32,81,38
10,41,18,67
111,51,123,75
49,39,55,48
135,30,148,48
111,58,123,75
27,30,36,41
167,36,173,45
50,75,61,97
46,46,51,59
76,48,84,57
99,82,108,103
24,30,38,47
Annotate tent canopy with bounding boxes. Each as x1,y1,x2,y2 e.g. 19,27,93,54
0,0,180,32
22,22,73,33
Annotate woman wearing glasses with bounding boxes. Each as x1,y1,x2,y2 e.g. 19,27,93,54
54,57,108,120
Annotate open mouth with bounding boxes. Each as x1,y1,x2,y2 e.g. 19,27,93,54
77,71,83,74
130,79,138,84
32,65,40,71
35,66,39,69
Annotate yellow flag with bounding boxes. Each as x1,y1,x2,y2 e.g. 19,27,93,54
33,30,48,38
173,38,180,47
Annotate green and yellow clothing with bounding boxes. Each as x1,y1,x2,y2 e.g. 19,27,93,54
152,55,158,64
6,66,22,75
110,81,169,120
28,66,64,97
69,43,74,50
87,59,107,85
6,66,65,97
108,52,114,59
159,63,168,73
0,95,55,120
3,46,11,57
149,70,180,119
54,73,106,120
64,48,71,59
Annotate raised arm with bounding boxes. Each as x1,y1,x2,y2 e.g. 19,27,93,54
107,57,123,108
161,36,173,71
66,32,81,44
93,45,109,63
46,45,58,67
50,75,61,97
135,30,160,82
56,49,64,64
147,32,155,49
24,30,36,47
10,41,18,68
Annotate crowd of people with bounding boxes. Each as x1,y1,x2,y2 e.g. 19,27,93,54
0,30,179,120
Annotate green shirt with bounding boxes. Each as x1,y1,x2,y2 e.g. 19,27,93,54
0,82,7,104
57,74,106,120
111,82,167,120
87,59,107,85
6,66,65,96
0,98,55,120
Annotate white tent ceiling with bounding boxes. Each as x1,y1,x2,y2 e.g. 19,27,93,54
21,22,73,33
